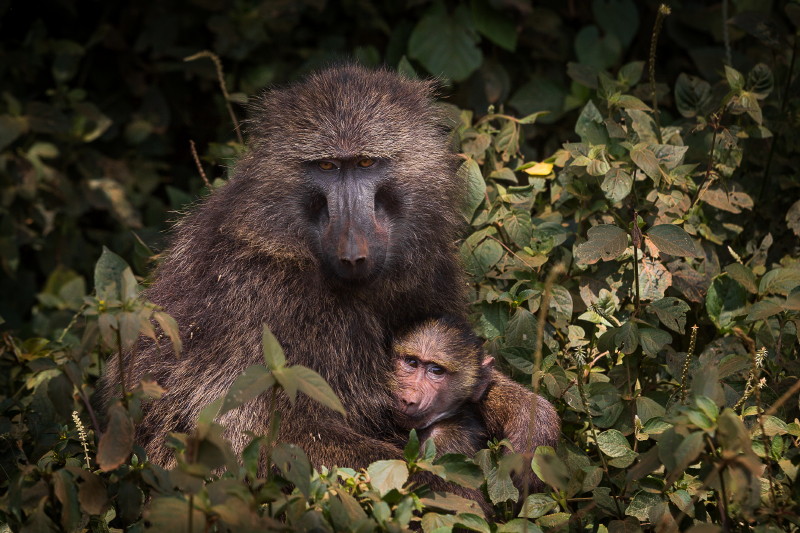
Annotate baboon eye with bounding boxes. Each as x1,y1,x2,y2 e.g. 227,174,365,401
404,356,418,368
357,157,375,168
428,365,445,376
318,161,337,171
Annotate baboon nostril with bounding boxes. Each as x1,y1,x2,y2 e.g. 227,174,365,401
340,255,367,268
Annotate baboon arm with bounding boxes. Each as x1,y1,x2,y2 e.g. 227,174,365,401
478,372,560,455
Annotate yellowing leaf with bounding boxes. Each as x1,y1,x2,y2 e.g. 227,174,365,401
523,162,554,176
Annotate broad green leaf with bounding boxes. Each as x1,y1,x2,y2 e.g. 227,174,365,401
145,497,204,533
88,178,143,229
97,402,134,472
638,327,671,356
575,25,622,70
0,114,27,152
674,73,712,118
601,167,633,203
273,443,312,497
747,63,774,98
397,56,417,79
519,493,558,518
408,3,482,82
504,307,537,349
575,224,628,264
432,454,483,488
706,276,748,332
575,100,608,145
725,65,745,91
671,431,705,475
630,143,661,182
646,224,702,258
454,513,492,533
503,210,532,248
459,158,486,221
461,236,504,278
725,263,758,293
262,324,286,369
221,364,275,415
625,491,664,521
404,429,420,462
592,429,624,458
638,257,672,301
288,365,346,415
593,0,638,48
153,311,182,357
746,300,783,322
510,78,566,125
635,396,666,423
471,0,516,51
367,460,409,496
759,267,800,296
648,297,690,334
94,247,131,302
53,470,81,531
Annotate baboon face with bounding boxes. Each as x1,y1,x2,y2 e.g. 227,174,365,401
304,156,397,281
244,66,461,287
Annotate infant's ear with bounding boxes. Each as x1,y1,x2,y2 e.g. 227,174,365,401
471,357,495,402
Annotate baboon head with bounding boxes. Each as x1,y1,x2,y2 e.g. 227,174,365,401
391,317,494,430
233,65,463,287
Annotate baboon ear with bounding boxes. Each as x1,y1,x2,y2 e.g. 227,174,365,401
471,357,495,402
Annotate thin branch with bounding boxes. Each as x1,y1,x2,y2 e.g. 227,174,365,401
184,50,243,144
190,140,212,188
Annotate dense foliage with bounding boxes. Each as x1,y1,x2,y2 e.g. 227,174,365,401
2,1,799,531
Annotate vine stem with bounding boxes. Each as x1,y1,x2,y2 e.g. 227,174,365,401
648,4,671,144
184,50,243,144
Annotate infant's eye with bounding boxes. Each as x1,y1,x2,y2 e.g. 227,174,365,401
318,161,336,171
428,365,445,376
357,157,375,168
404,356,418,368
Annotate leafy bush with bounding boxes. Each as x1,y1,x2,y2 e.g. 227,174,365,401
2,1,800,531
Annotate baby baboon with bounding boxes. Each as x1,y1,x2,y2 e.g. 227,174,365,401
391,317,494,457
99,65,559,494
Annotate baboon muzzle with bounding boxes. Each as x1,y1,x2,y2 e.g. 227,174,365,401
320,178,388,281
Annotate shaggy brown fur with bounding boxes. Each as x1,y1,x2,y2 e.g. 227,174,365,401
99,65,559,491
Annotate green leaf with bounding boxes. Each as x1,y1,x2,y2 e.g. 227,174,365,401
504,307,537,349
575,224,628,264
674,74,712,118
706,276,748,332
262,324,286,369
367,460,409,496
759,267,800,296
0,114,28,151
519,493,558,518
432,454,483,488
638,327,671,356
404,429,420,462
746,300,783,322
461,234,504,278
221,364,275,415
471,0,516,51
601,167,633,203
273,443,312,497
397,56,417,79
671,431,705,475
94,247,132,302
575,100,608,145
408,3,482,82
646,224,702,258
725,65,745,91
459,158,486,221
145,497,204,533
593,0,638,48
97,402,134,472
287,365,346,415
510,78,566,125
575,25,622,70
597,429,633,458
625,491,664,522
725,263,758,293
153,311,182,357
630,143,664,184
648,297,690,334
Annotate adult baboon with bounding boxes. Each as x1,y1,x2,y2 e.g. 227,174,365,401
391,316,494,457
101,65,559,486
